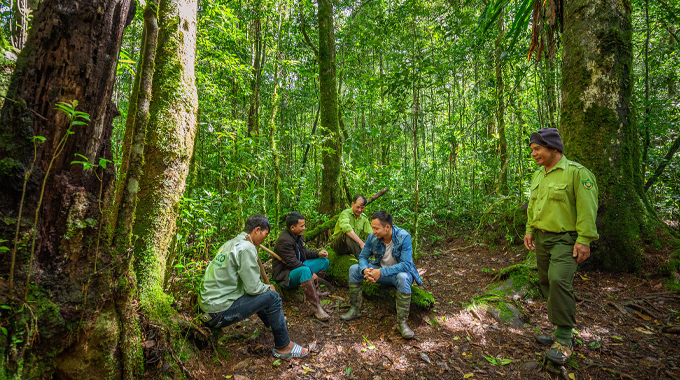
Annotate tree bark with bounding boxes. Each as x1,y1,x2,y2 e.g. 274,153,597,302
317,0,343,217
132,0,198,302
0,0,135,377
495,8,508,195
247,1,264,138
561,0,649,272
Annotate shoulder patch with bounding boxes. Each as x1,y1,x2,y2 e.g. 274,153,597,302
581,179,595,190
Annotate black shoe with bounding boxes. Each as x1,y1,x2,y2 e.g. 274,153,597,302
546,341,573,365
535,333,555,346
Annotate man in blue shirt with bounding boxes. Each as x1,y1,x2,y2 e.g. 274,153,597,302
340,211,422,339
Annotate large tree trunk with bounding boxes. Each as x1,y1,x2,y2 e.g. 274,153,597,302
318,0,343,216
0,0,135,378
132,0,198,304
561,0,650,272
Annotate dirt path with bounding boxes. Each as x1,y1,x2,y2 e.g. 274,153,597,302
183,241,680,380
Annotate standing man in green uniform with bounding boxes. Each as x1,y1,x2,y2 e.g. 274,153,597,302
330,194,373,258
524,128,599,365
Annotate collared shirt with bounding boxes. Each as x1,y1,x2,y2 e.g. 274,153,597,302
198,232,270,313
526,155,599,246
332,208,373,240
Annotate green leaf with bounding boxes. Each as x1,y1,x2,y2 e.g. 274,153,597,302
272,359,281,366
1,327,7,335
345,367,352,375
0,305,11,310
33,136,46,143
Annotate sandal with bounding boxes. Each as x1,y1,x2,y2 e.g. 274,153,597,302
272,342,308,359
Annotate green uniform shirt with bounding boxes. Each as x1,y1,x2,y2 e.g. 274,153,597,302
332,208,372,240
526,155,599,246
198,232,269,313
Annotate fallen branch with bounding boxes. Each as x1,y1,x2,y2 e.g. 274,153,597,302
365,187,388,205
622,301,659,320
606,301,629,317
661,325,680,334
600,366,638,380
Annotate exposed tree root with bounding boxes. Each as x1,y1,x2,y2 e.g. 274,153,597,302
606,301,629,317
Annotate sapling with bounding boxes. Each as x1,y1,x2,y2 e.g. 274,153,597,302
8,135,45,297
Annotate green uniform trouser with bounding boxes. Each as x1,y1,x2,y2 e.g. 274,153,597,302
330,234,362,259
535,230,578,329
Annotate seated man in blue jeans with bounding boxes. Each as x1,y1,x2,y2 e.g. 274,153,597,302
272,212,330,321
340,211,423,339
198,214,308,359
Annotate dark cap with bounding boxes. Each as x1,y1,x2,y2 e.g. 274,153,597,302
530,128,564,153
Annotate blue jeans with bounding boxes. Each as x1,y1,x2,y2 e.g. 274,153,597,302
349,263,413,294
285,258,329,289
203,291,289,349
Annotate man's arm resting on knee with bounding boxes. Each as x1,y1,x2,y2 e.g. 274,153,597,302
346,230,365,249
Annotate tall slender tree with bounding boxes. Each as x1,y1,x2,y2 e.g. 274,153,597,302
132,0,199,303
318,0,343,216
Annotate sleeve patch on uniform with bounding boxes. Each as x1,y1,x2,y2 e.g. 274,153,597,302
582,179,594,190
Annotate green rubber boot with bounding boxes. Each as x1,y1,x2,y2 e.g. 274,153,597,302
396,292,415,339
340,282,363,321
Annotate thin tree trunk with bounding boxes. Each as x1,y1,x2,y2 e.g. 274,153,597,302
496,8,508,195
247,2,263,137
645,134,680,192
642,0,651,177
268,9,283,231
317,0,342,216
10,0,28,50
132,0,198,298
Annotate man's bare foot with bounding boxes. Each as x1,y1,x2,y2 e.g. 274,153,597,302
275,341,308,356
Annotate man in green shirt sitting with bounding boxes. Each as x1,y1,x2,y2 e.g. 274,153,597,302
523,128,599,365
330,194,373,258
198,214,309,359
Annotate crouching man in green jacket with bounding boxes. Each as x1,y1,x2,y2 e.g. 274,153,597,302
524,128,599,365
198,214,309,359
330,194,373,258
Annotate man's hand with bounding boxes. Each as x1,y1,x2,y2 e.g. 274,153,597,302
312,273,319,282
573,242,590,263
364,268,381,283
523,233,535,251
318,250,329,258
359,241,365,250
269,284,276,292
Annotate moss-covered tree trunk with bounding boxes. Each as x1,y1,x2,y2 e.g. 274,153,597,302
131,0,198,307
0,0,135,378
317,0,343,217
561,0,649,271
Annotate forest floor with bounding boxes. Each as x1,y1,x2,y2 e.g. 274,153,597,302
167,238,680,380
